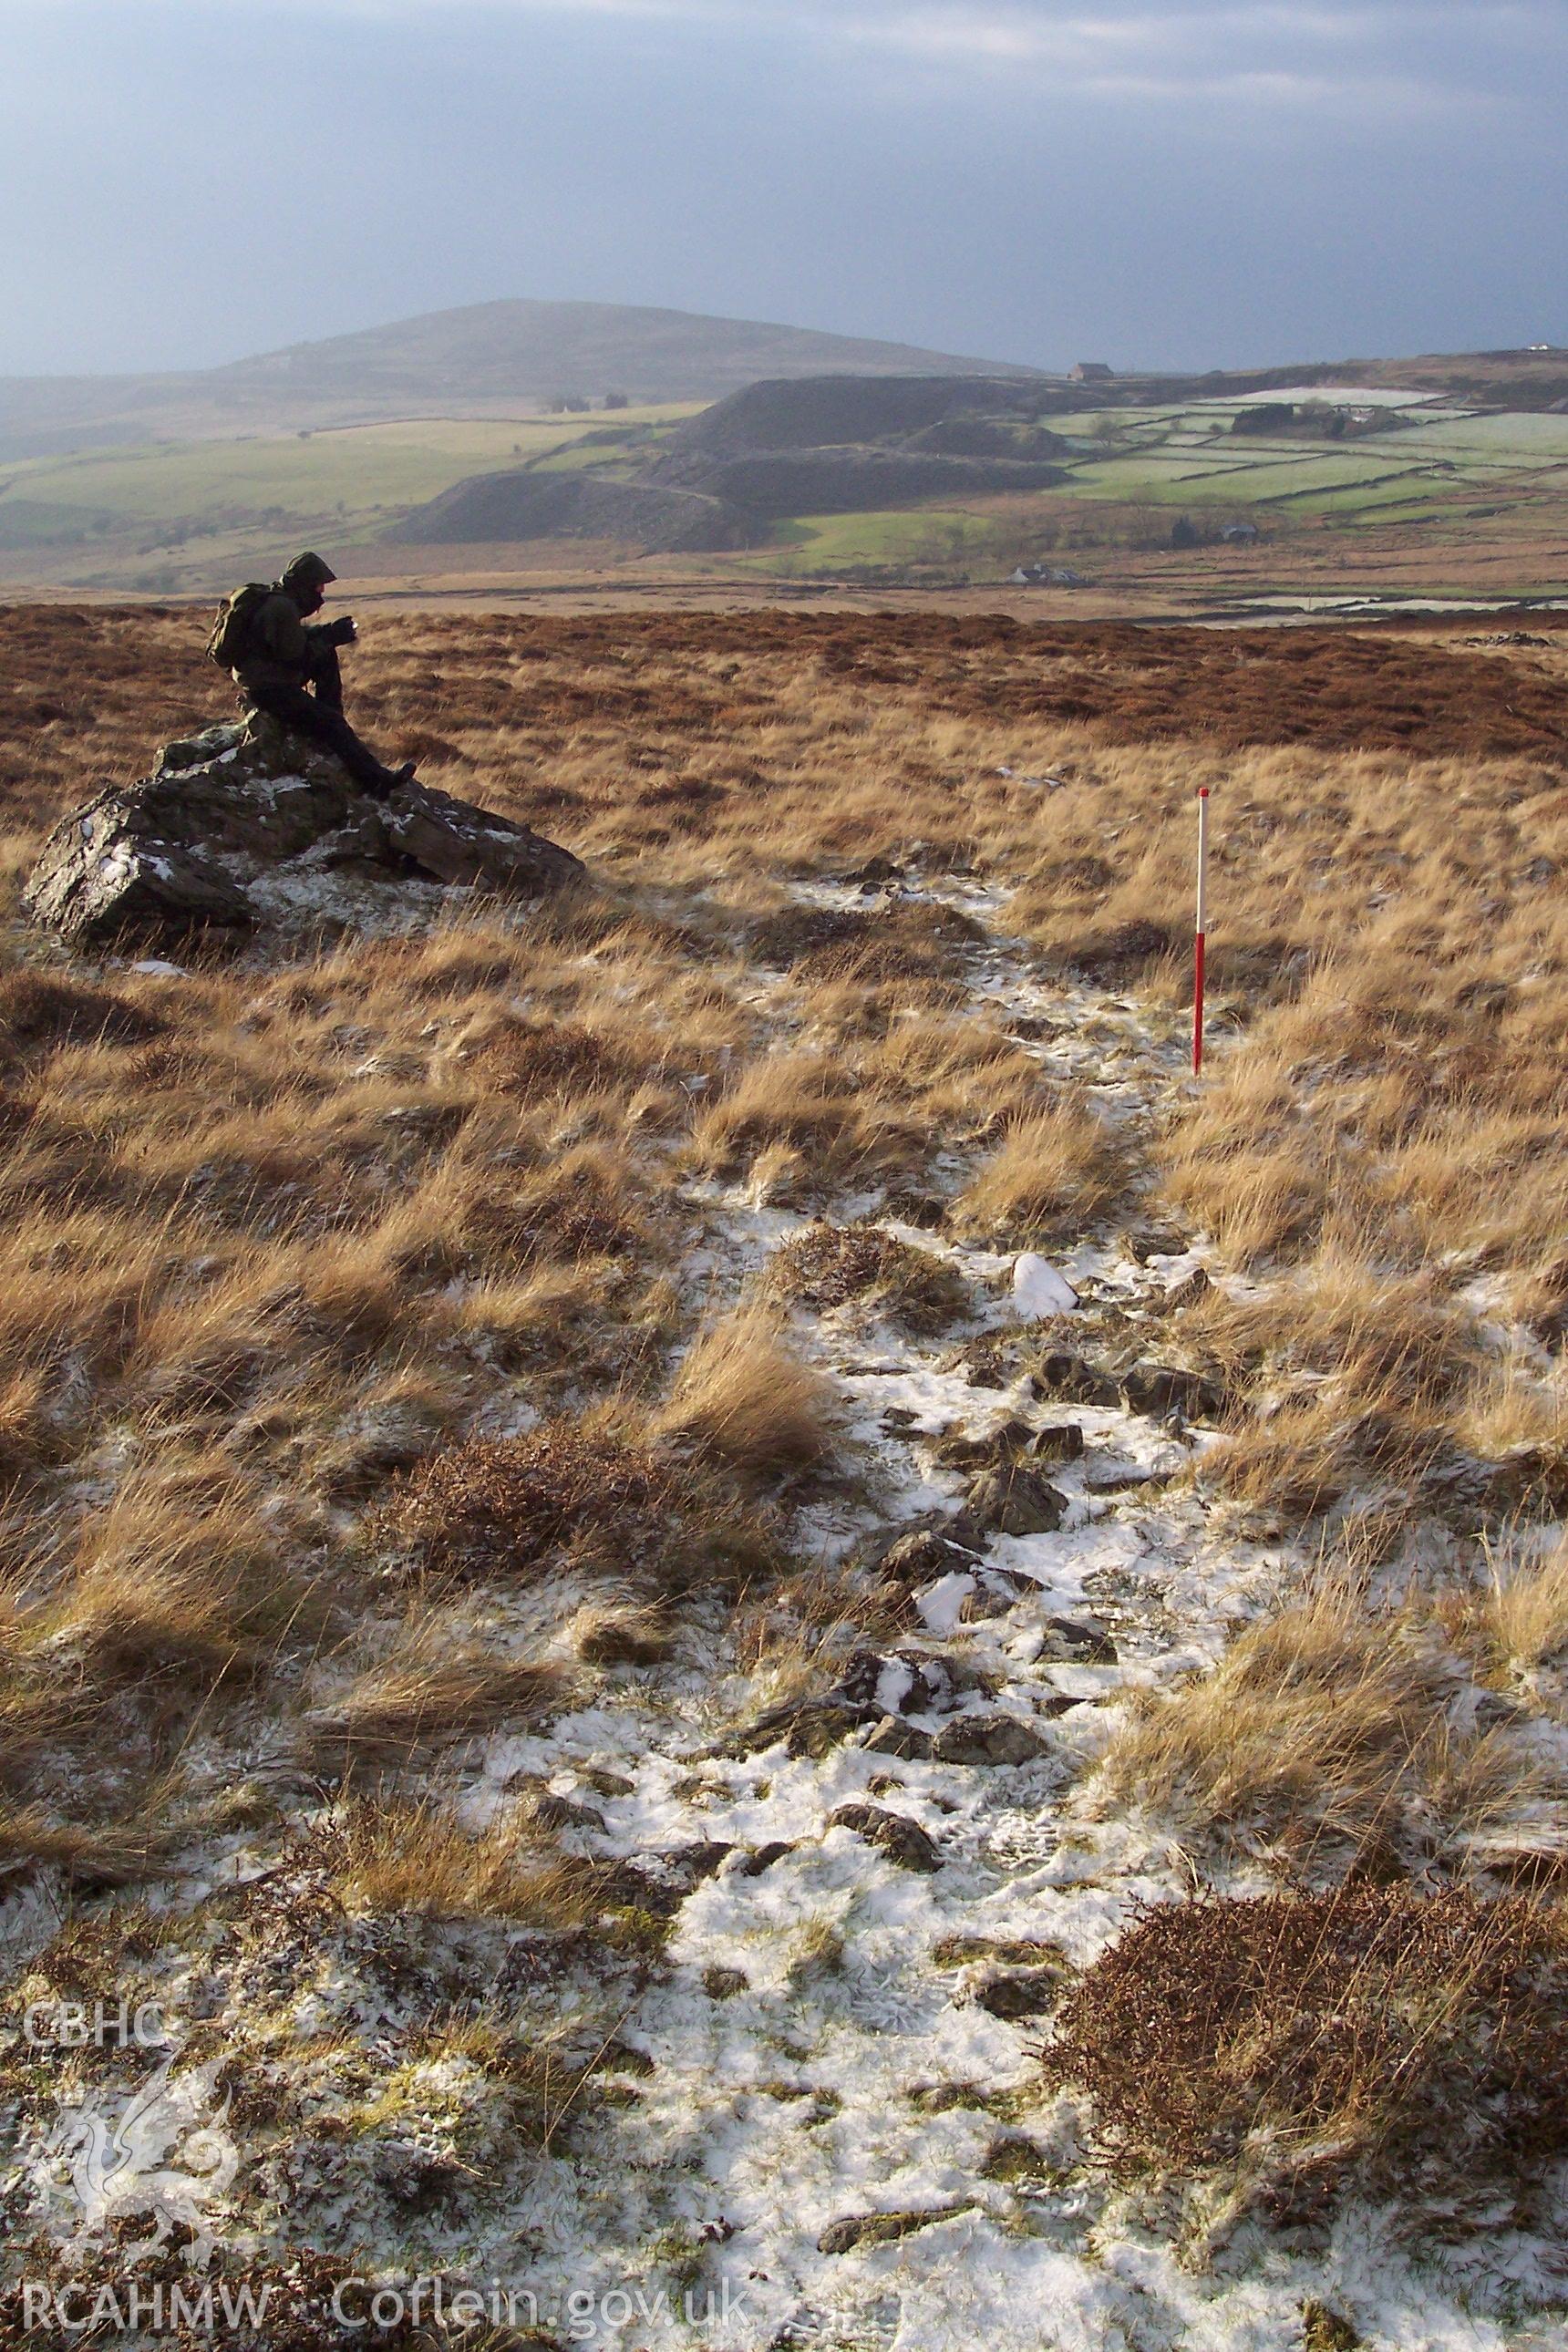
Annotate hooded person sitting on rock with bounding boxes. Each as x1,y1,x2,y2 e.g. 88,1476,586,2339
226,552,416,800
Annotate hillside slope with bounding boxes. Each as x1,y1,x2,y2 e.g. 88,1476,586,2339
389,373,1071,552
0,300,1041,460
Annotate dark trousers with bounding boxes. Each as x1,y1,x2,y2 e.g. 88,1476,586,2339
246,636,400,793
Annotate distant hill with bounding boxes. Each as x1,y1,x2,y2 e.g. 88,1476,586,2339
0,300,1043,460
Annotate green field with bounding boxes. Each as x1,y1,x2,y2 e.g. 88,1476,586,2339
762,398,1568,578
0,407,698,584
3,385,1566,591
760,507,1001,570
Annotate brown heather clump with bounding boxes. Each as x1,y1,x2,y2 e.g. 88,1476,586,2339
767,1219,969,1333
367,1400,780,1591
1042,1886,1568,2217
367,1417,673,1582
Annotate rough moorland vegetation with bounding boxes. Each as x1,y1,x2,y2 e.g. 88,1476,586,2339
2,603,1566,2346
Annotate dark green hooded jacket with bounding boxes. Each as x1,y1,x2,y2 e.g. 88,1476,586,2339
231,552,337,695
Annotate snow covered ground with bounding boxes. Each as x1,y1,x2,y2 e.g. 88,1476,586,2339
418,874,1564,2351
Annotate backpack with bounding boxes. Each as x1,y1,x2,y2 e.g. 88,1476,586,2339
206,581,273,671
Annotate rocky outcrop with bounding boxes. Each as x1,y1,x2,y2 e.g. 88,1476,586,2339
23,717,585,948
827,1802,941,1873
960,1463,1068,1538
929,1714,1054,1766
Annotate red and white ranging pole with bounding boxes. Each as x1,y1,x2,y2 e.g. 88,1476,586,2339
1192,787,1210,1076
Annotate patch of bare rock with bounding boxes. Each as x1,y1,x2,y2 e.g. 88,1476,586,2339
23,717,584,947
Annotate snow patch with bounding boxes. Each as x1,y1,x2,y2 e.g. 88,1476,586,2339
1012,1252,1079,1318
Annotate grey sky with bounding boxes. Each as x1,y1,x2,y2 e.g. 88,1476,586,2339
3,0,1563,376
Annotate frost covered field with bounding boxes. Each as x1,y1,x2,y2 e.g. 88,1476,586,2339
2,604,1568,2348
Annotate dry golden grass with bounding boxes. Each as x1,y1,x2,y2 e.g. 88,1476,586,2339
1487,1540,1568,1671
3,600,1568,1965
1089,1583,1562,1878
654,1304,836,1481
306,1640,574,1769
1436,1533,1568,1680
567,1594,677,1664
953,1094,1133,1243
1183,1244,1489,1515
687,1053,860,1176
332,1798,597,1924
23,1456,308,1683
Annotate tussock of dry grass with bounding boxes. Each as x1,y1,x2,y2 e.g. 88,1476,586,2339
749,897,985,994
1164,943,1568,1275
306,1644,573,1769
29,1459,309,1685
445,1260,629,1378
1191,1248,1474,1410
0,969,162,1061
568,1596,676,1664
453,1141,654,1271
655,1305,835,1480
1438,1535,1568,1679
0,1367,63,1483
1181,1243,1514,1517
688,1054,860,1174
1043,1885,1568,2225
453,1009,647,1099
1487,1541,1568,1672
0,1806,164,1889
1089,1585,1558,1875
854,1012,1039,1116
954,1094,1132,1243
1193,1403,1387,1522
333,1800,597,1924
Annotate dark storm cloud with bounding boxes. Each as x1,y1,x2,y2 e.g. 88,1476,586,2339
1,0,1563,372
